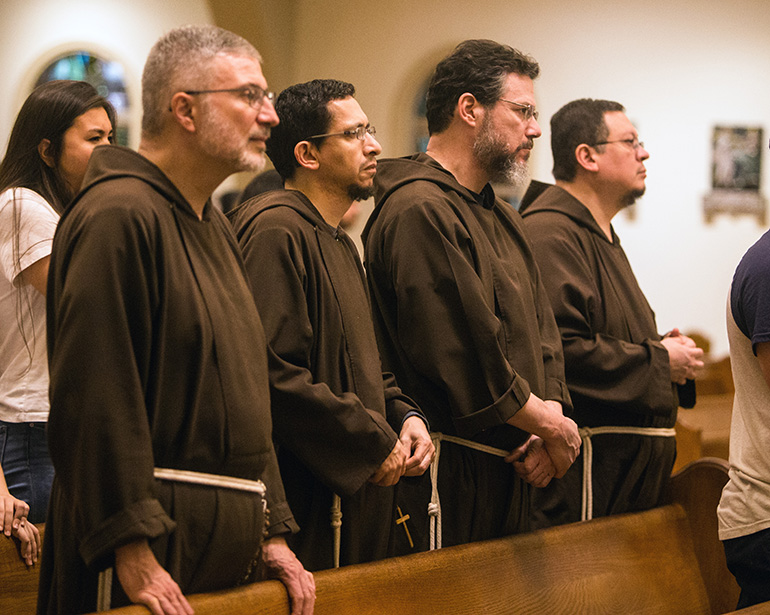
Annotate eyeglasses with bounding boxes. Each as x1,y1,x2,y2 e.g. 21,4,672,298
499,99,539,122
592,138,645,151
307,125,377,141
183,86,275,110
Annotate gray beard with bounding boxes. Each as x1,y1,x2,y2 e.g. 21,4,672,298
473,125,530,188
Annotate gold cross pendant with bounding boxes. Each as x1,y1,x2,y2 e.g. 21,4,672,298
396,506,414,548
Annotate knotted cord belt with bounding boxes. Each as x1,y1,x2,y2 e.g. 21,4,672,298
428,432,509,550
578,426,676,521
96,468,267,611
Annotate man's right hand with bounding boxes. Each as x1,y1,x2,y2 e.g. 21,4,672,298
506,394,581,478
115,539,193,615
368,439,407,486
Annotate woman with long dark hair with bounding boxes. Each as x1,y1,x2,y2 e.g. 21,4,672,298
0,80,114,563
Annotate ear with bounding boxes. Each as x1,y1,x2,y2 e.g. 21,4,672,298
294,141,321,171
168,92,197,133
575,143,599,173
456,92,480,127
38,139,55,168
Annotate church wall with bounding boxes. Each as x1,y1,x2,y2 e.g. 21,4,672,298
287,0,770,357
1,0,767,356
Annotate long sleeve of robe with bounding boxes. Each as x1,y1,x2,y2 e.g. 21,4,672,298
523,186,675,427
364,154,570,449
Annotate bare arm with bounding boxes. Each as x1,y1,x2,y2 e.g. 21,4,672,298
755,342,770,390
17,255,50,297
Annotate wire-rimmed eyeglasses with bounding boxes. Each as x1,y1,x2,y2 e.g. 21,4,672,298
499,99,539,122
183,86,275,110
307,125,377,141
592,138,645,151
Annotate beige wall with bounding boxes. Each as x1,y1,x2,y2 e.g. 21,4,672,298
282,0,770,356
1,0,768,354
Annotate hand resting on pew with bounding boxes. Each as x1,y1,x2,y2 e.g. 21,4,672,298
1,473,41,566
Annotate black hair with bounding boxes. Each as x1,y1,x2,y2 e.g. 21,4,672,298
550,98,625,181
266,79,356,180
425,39,539,135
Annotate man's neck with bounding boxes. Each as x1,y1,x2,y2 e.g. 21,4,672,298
138,141,229,219
284,178,352,228
555,179,620,242
426,133,488,194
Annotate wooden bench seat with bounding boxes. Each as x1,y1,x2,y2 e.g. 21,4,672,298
4,459,763,614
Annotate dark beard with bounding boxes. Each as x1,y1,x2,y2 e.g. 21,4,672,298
347,183,375,202
473,118,529,186
623,186,646,207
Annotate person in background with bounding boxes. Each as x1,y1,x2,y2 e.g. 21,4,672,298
0,80,115,565
719,159,770,607
522,98,703,526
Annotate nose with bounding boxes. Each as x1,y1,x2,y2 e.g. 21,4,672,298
527,117,542,139
365,132,382,156
638,144,650,160
258,96,279,127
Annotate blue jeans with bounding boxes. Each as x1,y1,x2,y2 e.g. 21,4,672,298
0,420,54,523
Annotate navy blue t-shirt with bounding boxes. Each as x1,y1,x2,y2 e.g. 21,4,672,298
731,229,770,354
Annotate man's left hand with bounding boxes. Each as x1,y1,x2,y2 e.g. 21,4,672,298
261,536,315,615
505,435,557,488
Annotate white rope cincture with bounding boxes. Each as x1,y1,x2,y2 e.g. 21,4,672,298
96,468,268,611
579,426,676,521
330,494,342,568
96,567,112,612
428,432,508,550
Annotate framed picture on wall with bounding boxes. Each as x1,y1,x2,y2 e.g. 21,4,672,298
704,126,765,224
712,126,762,190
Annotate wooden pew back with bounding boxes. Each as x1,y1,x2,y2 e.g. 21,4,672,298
0,524,43,614
103,459,739,615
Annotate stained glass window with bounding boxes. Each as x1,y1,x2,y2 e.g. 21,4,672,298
35,51,130,146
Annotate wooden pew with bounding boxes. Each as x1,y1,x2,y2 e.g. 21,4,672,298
0,523,43,614
97,458,756,615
